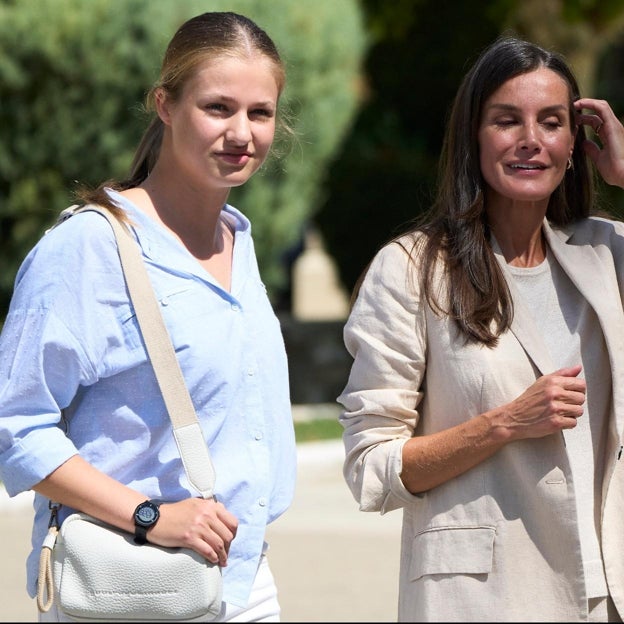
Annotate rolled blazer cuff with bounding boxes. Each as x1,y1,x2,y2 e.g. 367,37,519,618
380,437,425,514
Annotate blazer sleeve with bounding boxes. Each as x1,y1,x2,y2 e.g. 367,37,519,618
338,237,428,513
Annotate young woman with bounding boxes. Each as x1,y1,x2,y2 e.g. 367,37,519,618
0,11,296,622
339,36,624,622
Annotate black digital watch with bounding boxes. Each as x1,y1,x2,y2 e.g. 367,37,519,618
133,500,162,545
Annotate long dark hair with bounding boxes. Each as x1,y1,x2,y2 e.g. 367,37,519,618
408,35,593,346
74,12,287,217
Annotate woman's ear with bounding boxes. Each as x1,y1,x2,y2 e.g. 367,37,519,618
155,88,172,126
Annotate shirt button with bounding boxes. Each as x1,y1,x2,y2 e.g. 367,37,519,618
258,498,267,507
231,303,240,311
254,432,263,440
161,297,169,306
247,369,255,376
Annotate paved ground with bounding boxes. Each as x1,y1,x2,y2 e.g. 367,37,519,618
0,439,402,622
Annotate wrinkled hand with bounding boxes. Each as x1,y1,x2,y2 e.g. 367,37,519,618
575,98,624,188
148,497,238,567
499,364,586,441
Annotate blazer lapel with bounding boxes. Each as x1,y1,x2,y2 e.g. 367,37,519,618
545,221,624,456
491,237,556,376
494,220,624,379
544,220,624,340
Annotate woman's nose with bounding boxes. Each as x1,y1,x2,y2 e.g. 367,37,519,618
519,122,540,152
225,113,252,144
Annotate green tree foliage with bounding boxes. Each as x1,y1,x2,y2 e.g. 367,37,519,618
0,0,367,318
502,0,624,95
316,0,505,294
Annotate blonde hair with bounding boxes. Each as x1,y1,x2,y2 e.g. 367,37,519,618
75,11,287,214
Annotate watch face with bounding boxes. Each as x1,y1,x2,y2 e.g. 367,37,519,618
135,502,159,526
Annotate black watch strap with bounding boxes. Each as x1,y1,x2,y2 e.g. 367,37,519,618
134,523,149,545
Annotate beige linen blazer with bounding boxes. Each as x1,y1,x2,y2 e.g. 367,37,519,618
339,216,624,622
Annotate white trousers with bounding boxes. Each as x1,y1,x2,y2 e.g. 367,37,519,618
39,552,280,623
217,553,280,622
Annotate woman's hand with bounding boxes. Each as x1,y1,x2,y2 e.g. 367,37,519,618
400,365,586,494
33,457,238,567
149,497,238,567
575,98,624,188
495,364,586,441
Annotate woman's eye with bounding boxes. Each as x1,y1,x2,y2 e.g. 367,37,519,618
251,108,274,118
543,119,562,129
206,103,227,113
495,118,516,127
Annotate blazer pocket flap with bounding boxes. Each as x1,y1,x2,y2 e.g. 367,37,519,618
410,526,495,580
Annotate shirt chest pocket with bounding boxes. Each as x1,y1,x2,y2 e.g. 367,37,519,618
409,526,496,581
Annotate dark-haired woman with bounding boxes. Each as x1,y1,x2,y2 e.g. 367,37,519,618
338,35,624,622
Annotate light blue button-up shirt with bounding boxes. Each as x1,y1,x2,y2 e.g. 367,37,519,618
0,191,297,607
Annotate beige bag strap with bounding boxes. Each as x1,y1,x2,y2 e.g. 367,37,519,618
78,204,217,498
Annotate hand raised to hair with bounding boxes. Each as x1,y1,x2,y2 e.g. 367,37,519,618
575,98,624,187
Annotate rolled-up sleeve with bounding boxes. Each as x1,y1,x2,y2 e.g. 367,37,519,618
337,238,427,513
0,307,88,494
0,213,121,495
